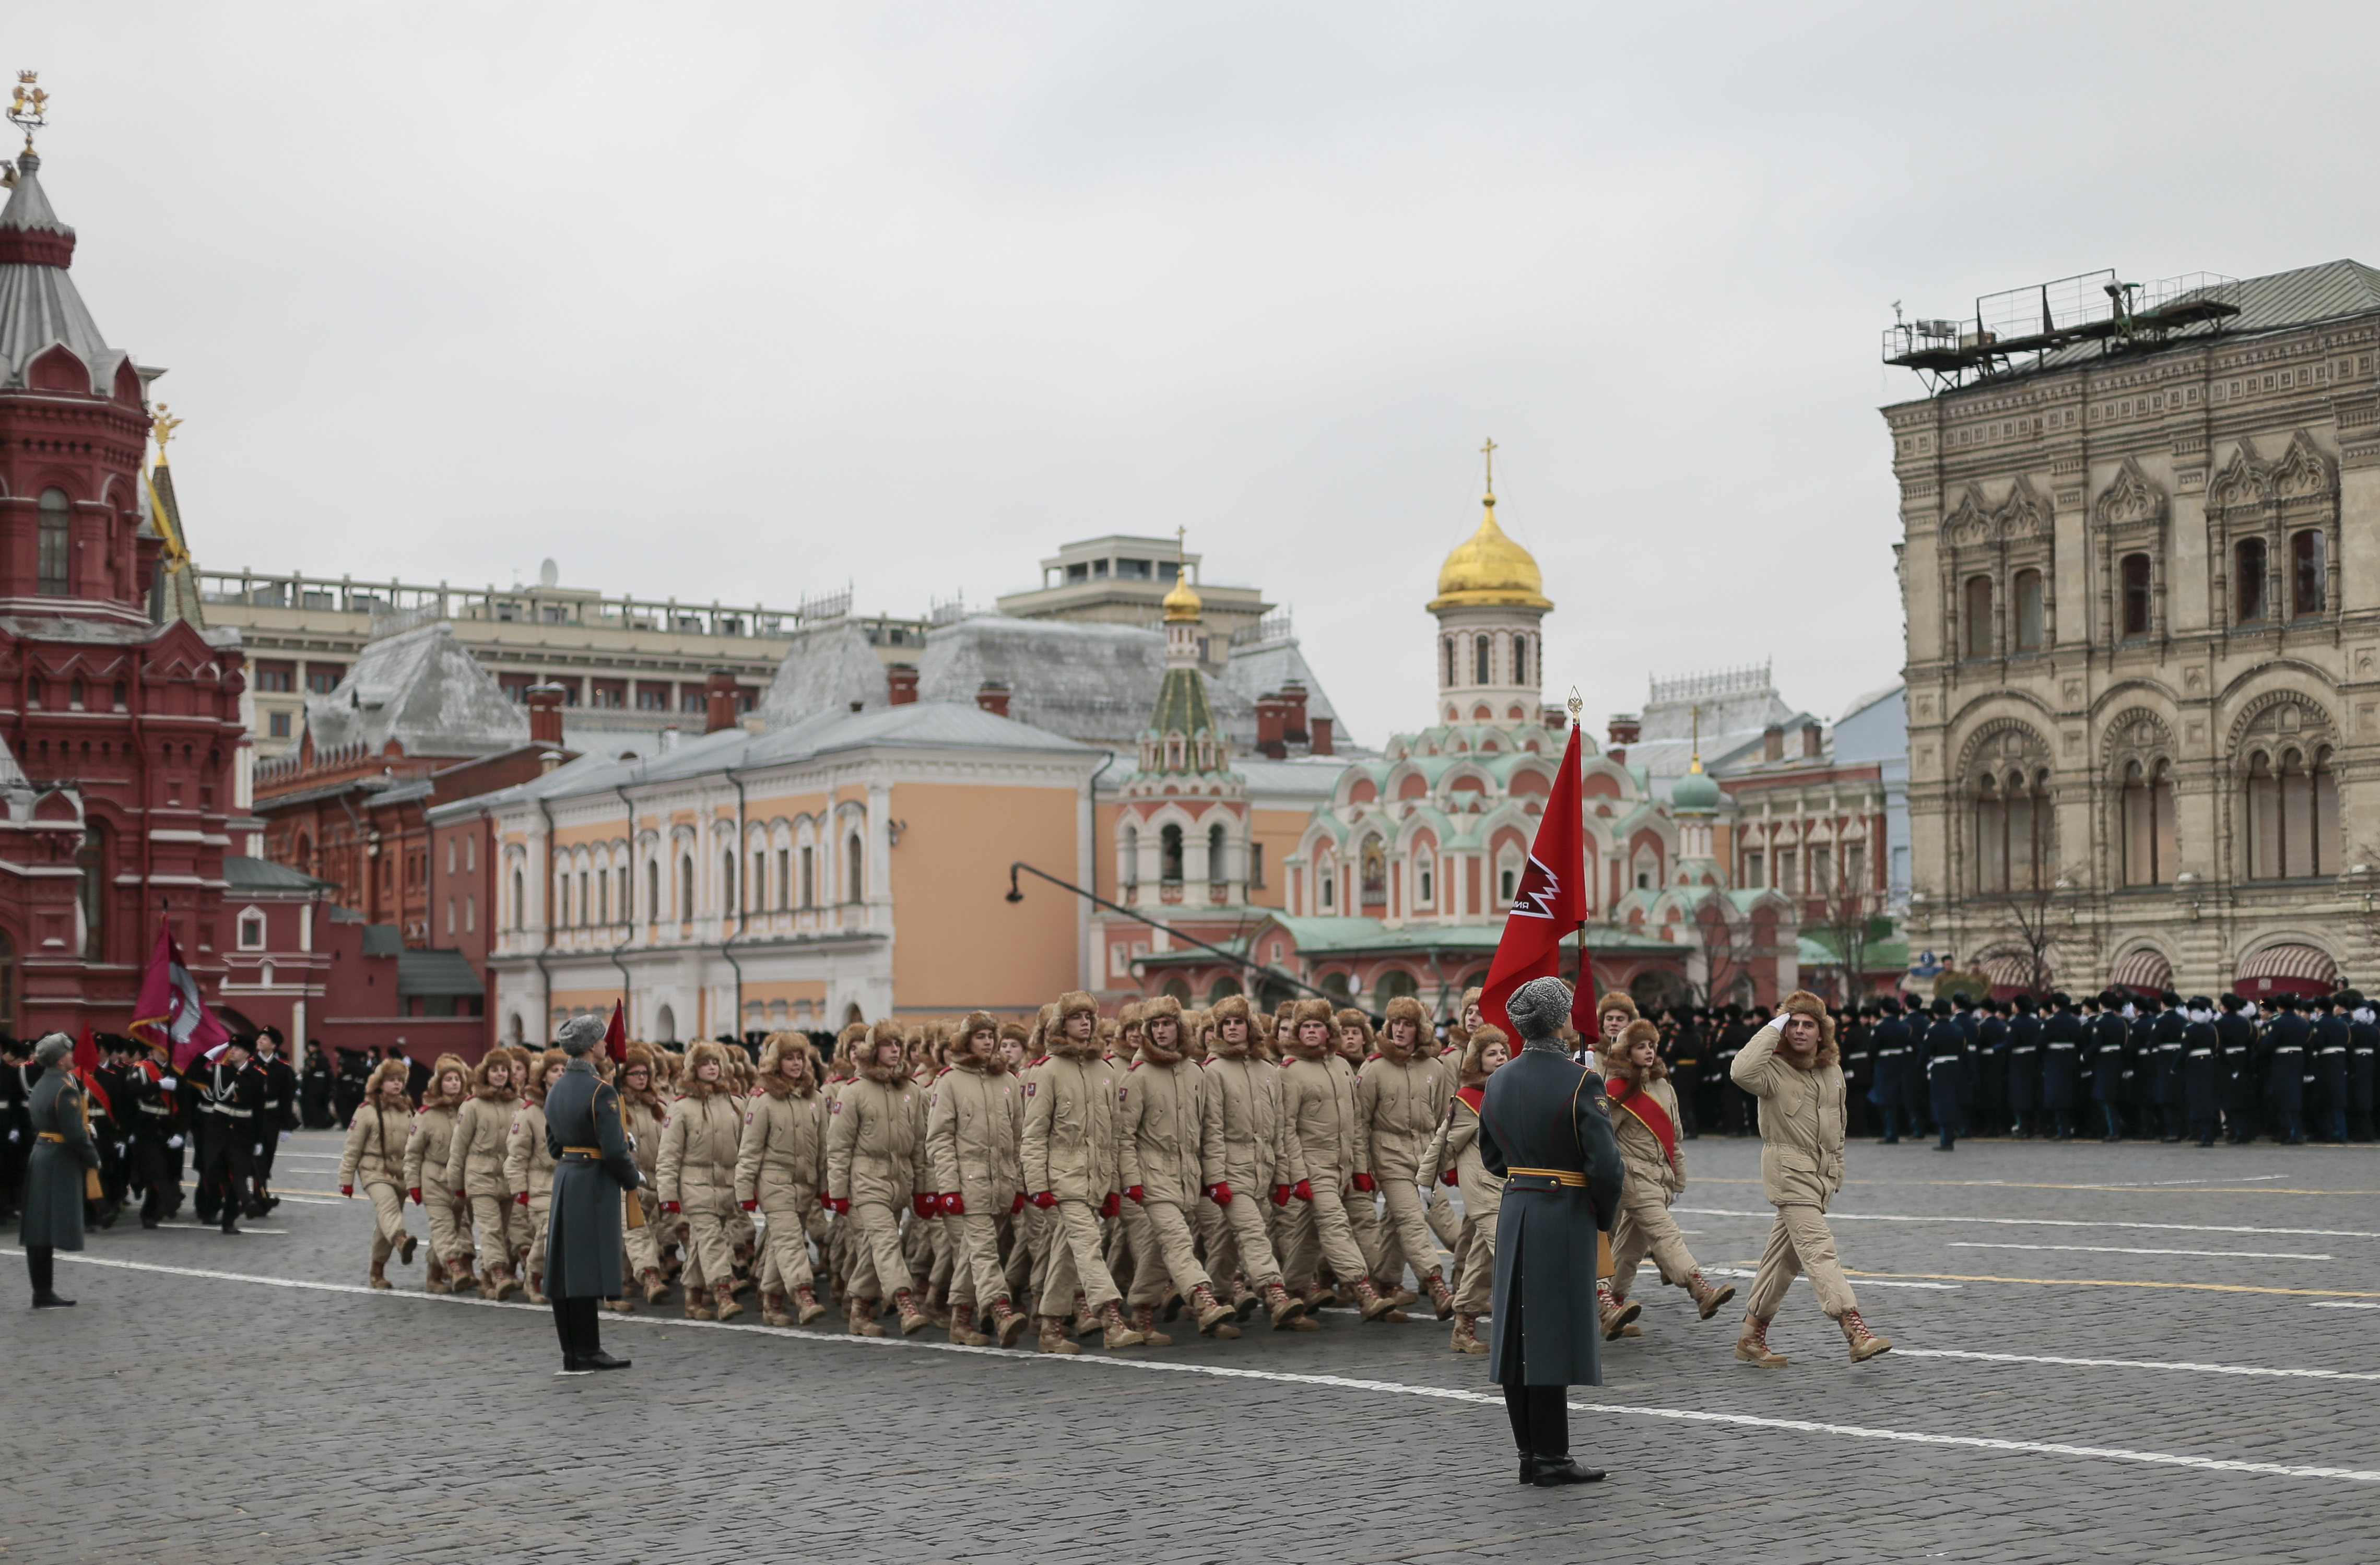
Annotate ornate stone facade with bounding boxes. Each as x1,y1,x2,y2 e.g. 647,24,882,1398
1887,260,2380,997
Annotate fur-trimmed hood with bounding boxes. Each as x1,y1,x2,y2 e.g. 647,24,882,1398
1595,991,1640,1038
856,1021,908,1084
1458,1024,1509,1087
1383,996,1430,1056
950,1013,1009,1075
756,1034,819,1098
1773,989,1840,1069
679,1039,733,1098
470,1051,520,1102
420,1053,472,1109
1208,997,1257,1059
1282,999,1336,1061
618,1045,666,1110
1137,995,1187,1064
520,1048,566,1106
1597,1017,1668,1083
363,1057,413,1106
1056,990,1099,1023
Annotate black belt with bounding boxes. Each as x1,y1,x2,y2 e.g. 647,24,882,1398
1503,1169,1584,1194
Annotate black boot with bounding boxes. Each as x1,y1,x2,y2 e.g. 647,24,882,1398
1526,1384,1604,1486
27,1246,73,1308
1503,1386,1536,1484
574,1297,630,1370
553,1298,588,1373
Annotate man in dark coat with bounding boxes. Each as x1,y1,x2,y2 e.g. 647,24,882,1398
1662,1006,1702,1140
2150,992,2187,1142
2215,994,2258,1142
1476,976,1624,1488
123,1044,185,1228
1866,998,1913,1144
1922,1000,1965,1152
2262,995,2309,1144
2310,995,2351,1143
251,1029,298,1213
2346,991,2377,1143
194,1039,266,1234
20,1034,97,1307
2006,995,2043,1137
2089,992,2131,1142
1840,1004,1875,1140
543,1016,642,1374
1974,999,2008,1137
300,1041,336,1130
2181,999,2222,1147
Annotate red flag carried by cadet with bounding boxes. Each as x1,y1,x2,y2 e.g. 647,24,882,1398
604,999,628,1063
72,1025,111,1117
132,918,230,1071
1479,721,1592,1040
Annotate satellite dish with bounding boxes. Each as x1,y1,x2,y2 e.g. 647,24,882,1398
538,558,559,589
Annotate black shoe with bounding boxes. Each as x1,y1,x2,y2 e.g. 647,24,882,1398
1933,1143,1955,1152
582,1349,631,1371
1516,1452,1536,1485
1531,1455,1605,1486
220,1218,240,1235
32,1290,75,1308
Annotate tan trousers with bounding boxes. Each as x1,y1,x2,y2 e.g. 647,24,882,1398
527,1193,552,1282
466,1194,515,1274
844,1198,916,1300
1745,1203,1857,1320
1038,1198,1122,1313
1347,1184,1388,1281
1212,1188,1283,1289
755,1194,817,1294
679,1191,738,1290
363,1180,409,1266
1424,1182,1462,1250
1377,1179,1445,1287
423,1188,472,1267
1609,1185,1700,1299
1124,1198,1213,1308
1452,1206,1497,1313
505,1191,535,1267
946,1210,1012,1308
1003,1208,1034,1299
624,1190,662,1279
1023,1202,1057,1304
1282,1181,1372,1293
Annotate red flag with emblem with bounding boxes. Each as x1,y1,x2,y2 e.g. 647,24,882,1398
604,999,627,1063
1479,722,1593,1041
132,918,230,1071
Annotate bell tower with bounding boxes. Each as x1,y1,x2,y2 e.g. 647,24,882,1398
1428,439,1552,726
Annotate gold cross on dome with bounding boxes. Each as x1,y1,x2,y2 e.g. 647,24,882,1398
1480,436,1497,495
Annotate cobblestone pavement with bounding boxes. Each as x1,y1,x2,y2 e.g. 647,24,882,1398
6,1131,2377,1564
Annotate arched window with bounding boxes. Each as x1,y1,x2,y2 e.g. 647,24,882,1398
1159,824,1183,883
721,849,736,915
1443,638,1455,687
36,488,69,597
2120,553,2151,637
1417,852,1435,906
597,866,610,925
76,826,104,960
1474,634,1491,685
1964,576,1993,657
2012,568,2044,651
2246,742,2339,880
1207,975,1243,1003
556,873,570,928
845,832,864,902
1207,822,1227,883
1375,969,1418,1002
1319,865,1335,909
1360,838,1386,900
513,868,525,929
799,845,814,907
2292,529,2326,617
646,858,659,921
655,1003,678,1043
1500,864,1518,902
679,852,694,921
1512,636,1529,687
2236,537,2267,622
1121,824,1139,888
1974,768,2049,892
2120,758,2176,886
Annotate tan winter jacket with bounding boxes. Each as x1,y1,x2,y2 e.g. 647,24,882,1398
338,1098,411,1190
657,1086,744,1211
1356,1035,1450,1183
1599,1058,1687,1198
1421,1089,1502,1220
1279,1035,1370,1188
825,1058,926,1210
1731,1016,1847,1210
619,1072,668,1185
1199,1028,1289,1191
504,1099,555,1206
403,1101,461,1194
735,1084,829,1208
1019,1032,1123,1204
443,1075,520,1197
925,1056,1022,1212
1118,1040,1212,1208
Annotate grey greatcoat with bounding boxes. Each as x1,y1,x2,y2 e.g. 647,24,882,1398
1476,1048,1625,1388
541,1059,642,1299
22,1070,100,1250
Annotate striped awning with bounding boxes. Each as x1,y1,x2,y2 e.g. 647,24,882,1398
1977,951,2039,987
2233,943,2339,993
2108,947,2173,995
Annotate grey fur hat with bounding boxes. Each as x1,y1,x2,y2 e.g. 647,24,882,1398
1506,978,1574,1042
32,1032,73,1065
554,1015,607,1057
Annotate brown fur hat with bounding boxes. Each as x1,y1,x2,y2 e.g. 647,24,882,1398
855,1021,906,1083
1382,995,1430,1042
518,1048,567,1105
618,1044,664,1108
997,1019,1030,1046
1210,993,1251,1027
1773,989,1840,1069
1459,1024,1510,1086
1596,991,1640,1027
956,1011,1000,1049
756,1034,818,1097
1289,997,1336,1031
680,1039,732,1098
1057,990,1100,1022
420,1053,472,1108
363,1057,411,1103
1459,986,1485,1022
1139,994,1187,1061
1335,1007,1376,1056
470,1049,520,1100
1598,1017,1668,1081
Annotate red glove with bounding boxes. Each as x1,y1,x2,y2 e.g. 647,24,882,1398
1352,1173,1376,1193
1099,1192,1121,1218
340,1184,354,1198
1271,1184,1291,1206
662,1200,682,1215
826,1196,850,1215
740,1199,758,1212
942,1192,966,1216
1125,1185,1145,1205
407,1187,422,1205
452,1189,466,1204
1011,1191,1026,1215
1206,1181,1233,1205
515,1192,531,1206
1441,1168,1459,1187
1030,1190,1057,1210
912,1192,937,1219
1292,1179,1314,1203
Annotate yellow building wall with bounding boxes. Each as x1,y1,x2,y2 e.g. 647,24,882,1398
1249,807,1309,910
891,781,1081,1014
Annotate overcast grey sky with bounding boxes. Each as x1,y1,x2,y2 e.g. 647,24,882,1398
14,5,2377,746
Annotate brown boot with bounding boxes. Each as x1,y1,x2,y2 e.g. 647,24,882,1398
684,1285,716,1321
1735,1314,1787,1368
639,1268,668,1305
714,1286,745,1322
1038,1315,1081,1354
398,1232,418,1266
1303,1283,1339,1311
1688,1271,1737,1321
605,1296,634,1313
1388,1284,1420,1308
1424,1272,1455,1321
1620,1321,1642,1337
794,1285,827,1325
921,1287,952,1329
1352,1277,1399,1323
1189,1285,1240,1338
1228,1278,1261,1320
992,1298,1031,1347
368,1260,392,1291
1130,1302,1174,1347
425,1257,451,1295
490,1266,521,1302
893,1288,931,1336
948,1303,992,1347
1838,1307,1891,1363
1596,1281,1640,1341
1451,1311,1487,1354
525,1272,550,1307
1264,1283,1309,1330
1099,1300,1147,1349
848,1296,887,1337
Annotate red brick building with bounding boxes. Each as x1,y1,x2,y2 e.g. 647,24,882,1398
0,148,248,1037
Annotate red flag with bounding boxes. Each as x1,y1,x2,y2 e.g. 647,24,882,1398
604,1000,627,1063
72,1025,110,1118
131,918,230,1071
1480,723,1590,1041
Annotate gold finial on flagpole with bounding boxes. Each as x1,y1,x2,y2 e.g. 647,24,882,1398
8,71,47,154
151,404,183,465
1566,684,1581,724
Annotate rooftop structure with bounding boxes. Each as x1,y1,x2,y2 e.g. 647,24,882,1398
994,533,1272,676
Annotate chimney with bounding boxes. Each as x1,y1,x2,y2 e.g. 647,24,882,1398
1278,681,1309,749
704,669,739,734
1762,723,1785,763
887,663,919,707
1607,712,1640,763
974,680,1011,718
1254,691,1290,759
1309,715,1334,757
525,683,565,746
1801,721,1823,758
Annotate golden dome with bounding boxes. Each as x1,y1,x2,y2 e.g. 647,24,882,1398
1429,492,1552,611
1162,573,1203,623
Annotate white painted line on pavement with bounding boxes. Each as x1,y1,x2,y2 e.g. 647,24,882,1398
2309,1302,2380,1310
1676,1207,2380,1240
1892,1347,2380,1383
1948,1242,2335,1261
1702,1266,1959,1290
155,1224,286,1234
17,1247,2378,1486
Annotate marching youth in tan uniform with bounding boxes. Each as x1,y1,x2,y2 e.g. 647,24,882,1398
1422,1024,1509,1353
1116,995,1240,1345
1197,996,1308,1331
1278,999,1397,1322
337,1059,418,1288
505,1049,564,1304
736,1034,831,1327
657,1040,748,1322
1358,998,1456,1320
925,1011,1030,1346
1598,1018,1733,1332
403,1054,474,1294
616,1046,671,1305
826,1021,932,1338
1019,991,1147,1353
443,1051,522,1299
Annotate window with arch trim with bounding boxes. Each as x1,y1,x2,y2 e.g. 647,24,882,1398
1474,634,1491,685
2245,737,2339,880
2012,568,2044,651
646,858,659,921
1964,575,1993,657
2120,553,2151,637
846,832,864,903
1969,728,2053,893
679,852,694,921
2292,529,2326,617
37,488,69,597
2235,537,2267,622
1512,635,1528,687
2120,758,2176,886
513,868,526,930
1443,638,1455,687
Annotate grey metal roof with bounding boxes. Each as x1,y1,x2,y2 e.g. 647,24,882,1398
0,157,130,397
2020,260,2380,380
757,619,889,730
302,621,527,759
397,947,484,998
223,855,334,894
1233,754,1352,798
361,924,404,957
916,614,1188,748
1219,633,1344,728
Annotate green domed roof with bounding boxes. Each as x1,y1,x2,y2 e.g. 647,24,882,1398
1672,763,1721,814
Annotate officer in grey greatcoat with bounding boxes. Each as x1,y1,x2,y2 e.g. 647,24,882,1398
1476,977,1625,1488
20,1034,98,1308
543,1016,641,1374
